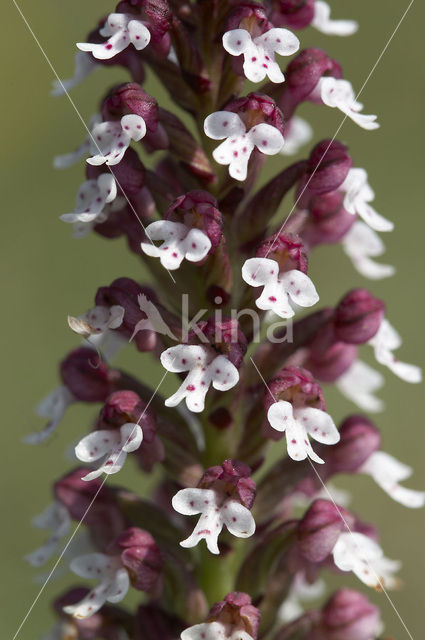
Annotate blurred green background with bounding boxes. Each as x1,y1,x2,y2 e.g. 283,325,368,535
2,1,424,638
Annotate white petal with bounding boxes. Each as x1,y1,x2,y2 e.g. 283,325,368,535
222,28,252,56
294,407,340,445
160,345,208,373
242,257,280,287
361,451,425,509
128,20,151,50
221,500,256,538
181,622,226,640
25,503,71,567
105,567,130,603
69,553,115,579
119,423,143,453
312,1,358,36
24,386,74,444
121,114,146,141
285,423,325,464
356,202,394,232
182,228,212,262
281,116,313,156
281,270,319,308
336,360,385,412
249,123,284,155
75,430,121,463
255,27,300,56
172,488,216,515
210,356,239,391
343,221,395,280
54,140,90,169
319,78,379,130
204,112,246,140
51,51,97,96
267,400,296,433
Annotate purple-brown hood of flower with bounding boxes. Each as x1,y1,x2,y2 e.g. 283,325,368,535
333,288,386,344
316,588,382,640
207,591,261,639
98,390,157,443
199,459,256,509
226,92,285,133
297,499,355,563
194,317,248,368
165,190,224,252
60,347,116,402
268,0,315,30
109,527,163,594
323,415,381,473
256,232,309,273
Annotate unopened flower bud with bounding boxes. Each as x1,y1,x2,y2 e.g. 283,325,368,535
197,317,248,368
60,347,116,402
199,459,256,510
316,588,382,640
324,415,381,473
256,232,308,273
268,0,316,30
298,140,352,204
296,499,354,563
334,289,385,344
165,190,224,252
109,527,162,595
207,591,261,639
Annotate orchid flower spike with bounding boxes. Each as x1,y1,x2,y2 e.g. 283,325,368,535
51,51,97,96
281,116,313,156
369,319,422,383
242,258,319,319
24,386,75,444
63,553,130,618
181,622,253,640
340,168,394,232
68,305,124,340
319,77,380,130
141,221,211,270
60,174,118,236
87,115,146,166
75,423,143,481
336,360,385,413
342,221,395,279
204,112,284,181
160,345,239,413
311,1,358,36
54,115,102,169
332,532,401,590
359,451,425,508
222,27,299,83
77,13,151,60
172,487,255,555
24,502,71,567
267,400,340,463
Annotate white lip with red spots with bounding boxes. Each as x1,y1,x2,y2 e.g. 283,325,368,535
359,451,425,508
242,257,319,319
267,400,340,464
204,111,284,181
75,422,143,481
172,488,256,555
332,532,400,590
87,115,147,167
160,345,239,413
77,13,151,61
222,27,299,84
68,304,125,340
368,318,422,383
311,1,358,36
340,168,393,232
63,553,130,619
60,174,118,234
318,78,380,131
181,621,254,640
141,220,212,270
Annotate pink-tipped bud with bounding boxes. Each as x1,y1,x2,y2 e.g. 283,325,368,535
301,190,355,247
268,0,315,30
297,499,354,563
334,289,385,344
226,92,285,133
207,592,261,639
60,347,115,402
165,190,224,252
317,588,382,640
324,415,381,473
199,459,256,510
110,527,162,595
256,232,309,273
299,140,352,199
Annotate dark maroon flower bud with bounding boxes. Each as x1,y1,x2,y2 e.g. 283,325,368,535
306,331,357,383
109,527,162,595
333,289,386,344
323,415,381,473
98,390,164,471
134,603,184,640
206,285,232,308
296,499,354,563
316,588,382,640
199,459,256,510
226,4,269,33
267,0,315,30
60,347,116,402
298,140,352,203
86,148,145,196
196,317,248,368
280,48,342,120
256,232,309,273
207,592,261,639
301,190,356,248
165,190,224,253
54,468,126,548
95,278,159,351
226,92,285,134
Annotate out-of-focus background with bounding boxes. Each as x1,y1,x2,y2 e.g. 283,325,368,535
2,1,424,638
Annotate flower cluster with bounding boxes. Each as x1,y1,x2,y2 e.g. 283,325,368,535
26,2,422,639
